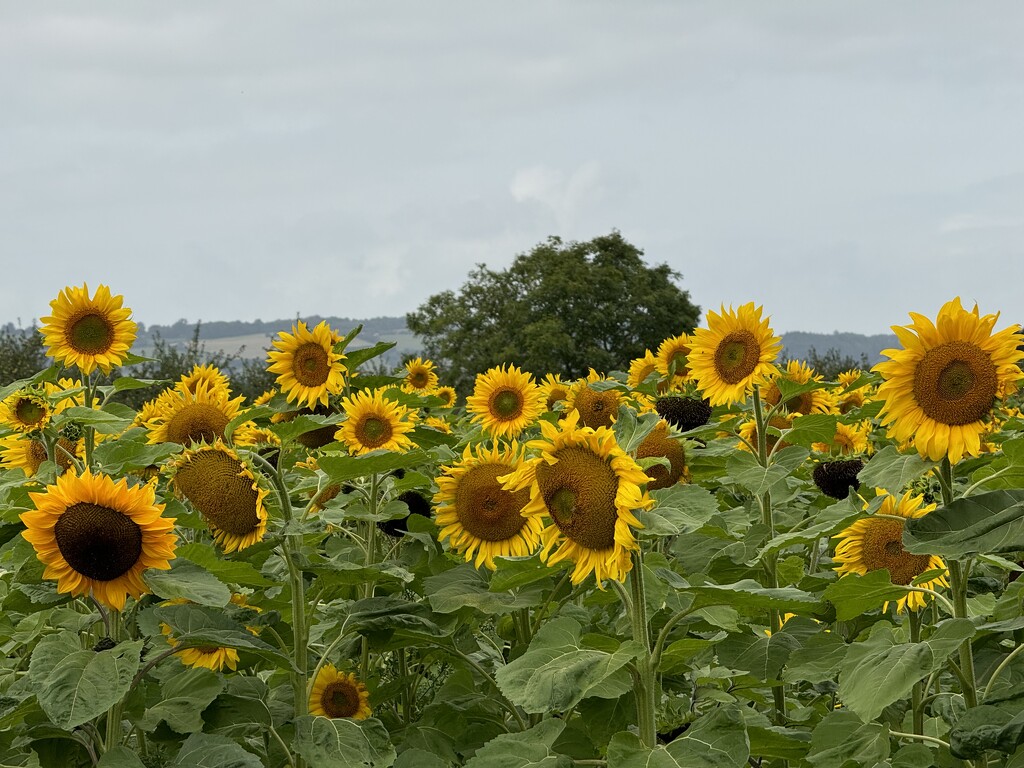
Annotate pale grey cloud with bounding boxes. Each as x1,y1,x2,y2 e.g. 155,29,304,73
3,1,1024,337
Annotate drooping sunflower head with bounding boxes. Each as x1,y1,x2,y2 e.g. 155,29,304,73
267,320,347,410
160,600,241,673
177,364,233,398
337,388,417,455
402,357,439,394
812,458,864,499
832,490,948,613
655,334,692,381
146,384,246,447
567,370,624,430
378,489,434,538
627,351,659,389
654,395,713,433
635,421,688,490
434,441,541,569
872,298,1024,464
38,283,138,374
20,469,177,611
308,664,372,719
465,364,545,439
170,441,269,553
688,303,782,407
540,374,570,412
0,390,52,434
501,410,654,586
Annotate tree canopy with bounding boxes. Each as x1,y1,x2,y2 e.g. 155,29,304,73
406,231,701,392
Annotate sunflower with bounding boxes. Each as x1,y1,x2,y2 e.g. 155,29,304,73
267,321,347,410
159,597,241,672
170,441,269,553
0,435,81,476
20,469,177,611
627,351,659,389
146,384,246,447
567,370,623,429
540,374,570,412
0,390,52,433
836,370,872,414
635,421,688,489
308,664,372,719
178,364,232,398
465,365,545,439
655,334,692,380
832,490,948,613
761,360,837,416
337,388,416,455
500,410,653,586
434,442,541,569
812,420,871,456
402,357,439,394
433,386,458,408
654,395,713,432
872,297,1024,463
688,303,782,407
423,415,452,434
38,284,137,374
737,412,796,454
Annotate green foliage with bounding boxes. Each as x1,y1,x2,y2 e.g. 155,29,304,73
793,346,871,380
406,232,700,392
0,325,47,385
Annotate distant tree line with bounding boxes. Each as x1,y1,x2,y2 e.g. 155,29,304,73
140,315,408,341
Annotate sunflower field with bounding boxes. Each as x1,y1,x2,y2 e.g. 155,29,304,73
2,284,1024,768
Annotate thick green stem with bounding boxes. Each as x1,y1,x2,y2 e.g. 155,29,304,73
103,610,124,752
909,610,924,735
361,474,380,680
83,373,96,471
627,551,657,748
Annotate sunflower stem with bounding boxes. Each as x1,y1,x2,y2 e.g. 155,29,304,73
909,609,924,736
627,551,657,749
103,610,124,752
361,473,380,681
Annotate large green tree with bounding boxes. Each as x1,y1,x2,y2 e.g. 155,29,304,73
406,231,701,392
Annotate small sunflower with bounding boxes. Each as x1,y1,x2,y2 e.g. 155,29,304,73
38,283,137,374
627,351,659,389
337,388,416,455
267,321,347,410
688,303,782,407
812,420,871,456
308,664,372,719
434,442,541,569
146,384,246,447
434,386,458,408
567,370,623,429
762,360,837,416
465,365,545,439
500,410,653,586
178,364,233,398
540,374,570,412
20,469,177,611
655,334,692,380
872,297,1024,463
737,412,796,454
0,435,81,476
423,415,452,434
832,490,948,613
635,421,688,489
654,395,713,432
402,357,439,394
0,390,52,433
170,441,270,553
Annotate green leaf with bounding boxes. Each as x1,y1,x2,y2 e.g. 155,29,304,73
496,617,642,713
97,747,147,768
59,405,133,434
37,640,142,729
269,413,342,443
144,560,231,607
783,414,838,448
318,450,432,483
153,604,292,669
923,618,975,671
903,489,1024,557
949,705,1024,759
746,724,811,761
758,496,861,559
857,445,937,493
293,716,397,768
659,638,716,675
716,631,801,682
680,579,823,615
92,436,181,474
823,569,912,620
612,406,660,453
174,543,273,587
424,565,542,615
409,425,459,449
727,449,805,498
394,750,449,768
838,624,932,722
464,719,571,768
139,666,225,734
782,632,849,684
171,732,263,767
345,341,398,371
490,553,565,591
805,710,889,767
638,484,720,537
606,706,750,767
109,376,165,393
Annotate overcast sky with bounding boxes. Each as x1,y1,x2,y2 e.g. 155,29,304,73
3,2,1023,337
